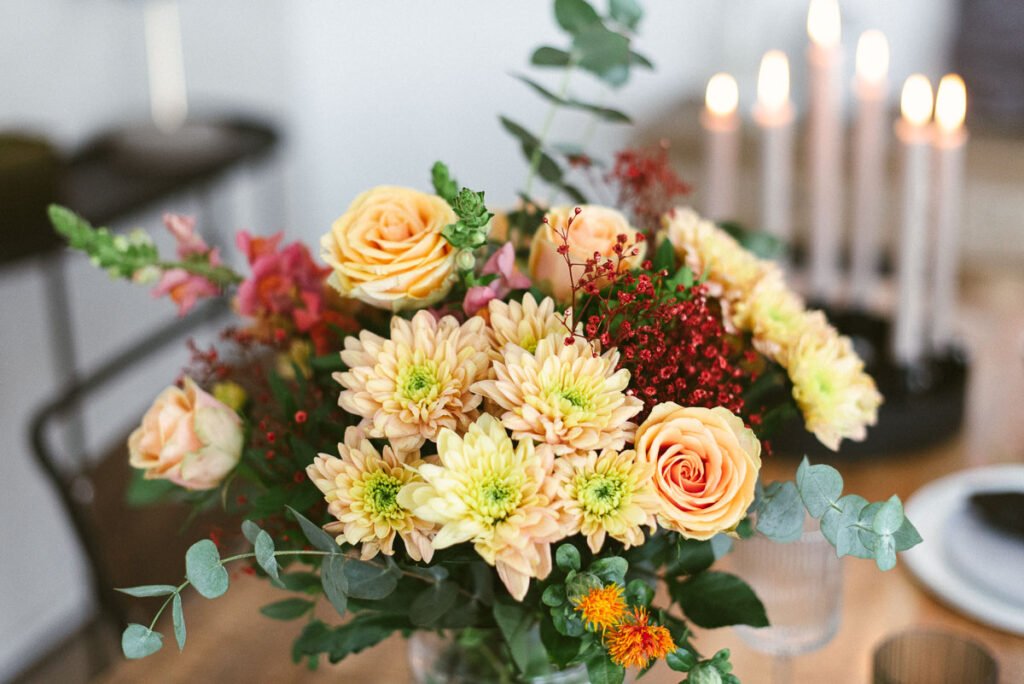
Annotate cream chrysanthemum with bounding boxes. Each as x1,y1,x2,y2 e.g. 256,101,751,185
788,325,883,451
732,273,827,367
397,414,563,601
306,427,435,562
553,449,659,553
662,206,767,309
335,310,490,451
471,334,643,456
486,292,567,361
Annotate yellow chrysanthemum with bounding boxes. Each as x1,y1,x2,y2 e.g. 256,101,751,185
335,310,490,451
732,273,827,367
471,334,643,456
572,584,628,633
553,449,659,553
486,292,567,361
396,414,563,601
306,427,435,562
605,607,677,669
788,325,883,451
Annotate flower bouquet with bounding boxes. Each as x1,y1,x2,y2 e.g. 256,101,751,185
48,2,919,682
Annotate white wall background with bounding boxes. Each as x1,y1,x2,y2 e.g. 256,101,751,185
0,0,957,678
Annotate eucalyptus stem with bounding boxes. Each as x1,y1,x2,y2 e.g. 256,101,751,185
148,580,189,632
524,65,575,198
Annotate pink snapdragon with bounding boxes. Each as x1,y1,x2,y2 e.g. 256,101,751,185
153,214,222,315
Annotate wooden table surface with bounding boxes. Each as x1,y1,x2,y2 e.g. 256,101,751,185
99,270,1024,684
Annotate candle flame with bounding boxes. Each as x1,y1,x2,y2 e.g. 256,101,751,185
900,74,934,127
807,0,841,48
855,30,889,84
757,51,790,112
935,74,966,132
705,73,738,117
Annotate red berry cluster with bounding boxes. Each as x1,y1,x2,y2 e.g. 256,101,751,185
608,141,691,235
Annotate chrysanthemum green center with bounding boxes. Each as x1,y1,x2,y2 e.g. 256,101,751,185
560,386,591,409
361,471,404,519
398,362,439,403
473,475,522,525
576,472,629,517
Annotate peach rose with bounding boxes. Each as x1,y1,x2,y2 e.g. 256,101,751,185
128,377,244,491
321,186,459,311
633,403,761,540
529,205,646,302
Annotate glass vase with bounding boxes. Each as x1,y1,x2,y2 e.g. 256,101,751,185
407,629,588,684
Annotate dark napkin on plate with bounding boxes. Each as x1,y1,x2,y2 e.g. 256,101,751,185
970,492,1024,538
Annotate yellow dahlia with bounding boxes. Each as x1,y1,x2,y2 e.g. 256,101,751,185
485,292,567,361
471,334,643,456
788,325,883,451
572,583,628,633
605,607,677,669
396,414,563,601
306,427,435,562
336,310,490,451
553,449,659,553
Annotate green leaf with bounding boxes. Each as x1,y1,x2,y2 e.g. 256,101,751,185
756,481,805,542
573,24,632,87
531,46,573,67
321,555,348,617
409,581,459,627
821,494,872,559
625,578,654,607
652,238,676,272
343,558,400,600
585,652,626,684
327,614,409,662
609,0,643,29
279,572,322,594
893,516,923,552
260,597,314,620
566,571,602,603
185,539,229,599
551,607,586,637
590,556,628,585
672,572,768,629
431,161,459,203
287,506,339,554
542,584,567,607
121,624,164,659
555,0,602,34
667,539,715,576
115,584,177,598
629,50,654,68
125,471,177,506
493,600,534,673
240,519,261,545
254,531,280,581
667,647,698,672
540,616,580,666
796,457,844,518
172,593,186,651
872,495,905,536
873,533,897,571
556,543,582,572
513,74,632,123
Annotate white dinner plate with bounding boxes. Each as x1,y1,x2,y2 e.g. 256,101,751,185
903,464,1024,635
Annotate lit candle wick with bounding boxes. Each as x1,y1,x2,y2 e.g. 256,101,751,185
935,74,967,134
901,74,934,129
705,73,738,119
855,30,889,86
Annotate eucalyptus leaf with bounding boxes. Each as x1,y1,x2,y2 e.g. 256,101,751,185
260,597,314,620
820,494,872,559
872,495,905,536
172,593,186,651
573,24,631,87
513,74,631,123
254,530,280,581
629,50,654,68
671,572,768,629
652,238,676,272
873,533,897,571
609,0,643,30
409,581,459,627
540,617,580,666
122,624,164,659
343,558,400,600
321,555,349,617
756,481,805,542
893,516,924,551
185,539,229,599
241,519,261,545
796,457,844,518
115,584,177,598
287,505,340,554
555,0,602,34
493,600,533,672
531,46,573,67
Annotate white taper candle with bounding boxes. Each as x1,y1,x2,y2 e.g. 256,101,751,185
702,73,740,221
754,50,796,248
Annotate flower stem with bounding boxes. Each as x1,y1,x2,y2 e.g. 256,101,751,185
524,65,574,199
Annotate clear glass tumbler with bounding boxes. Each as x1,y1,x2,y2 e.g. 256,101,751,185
872,629,999,684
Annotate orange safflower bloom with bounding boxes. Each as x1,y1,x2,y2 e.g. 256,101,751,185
571,584,628,633
605,607,677,668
